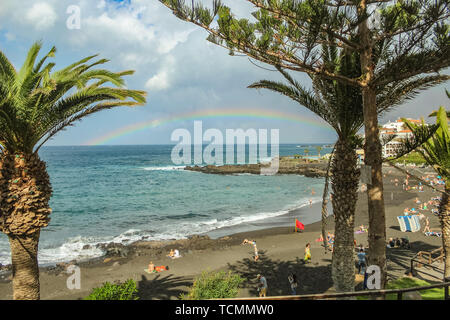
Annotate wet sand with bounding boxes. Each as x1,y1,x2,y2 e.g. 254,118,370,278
0,166,444,300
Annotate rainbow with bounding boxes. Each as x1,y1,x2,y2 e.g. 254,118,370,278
84,108,333,146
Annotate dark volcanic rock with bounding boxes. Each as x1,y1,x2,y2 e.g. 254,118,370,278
184,158,327,177
104,243,132,258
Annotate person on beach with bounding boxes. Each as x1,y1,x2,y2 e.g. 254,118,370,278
167,249,175,258
356,249,367,274
358,225,367,233
423,217,431,234
304,243,311,263
327,233,334,251
257,274,268,297
309,199,312,207
148,261,155,273
253,242,259,262
288,273,298,295
242,239,259,261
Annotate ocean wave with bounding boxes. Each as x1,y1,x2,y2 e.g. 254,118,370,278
0,198,322,266
143,166,186,171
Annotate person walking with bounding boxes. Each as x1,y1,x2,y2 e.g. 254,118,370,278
288,273,298,295
304,243,311,263
357,248,367,274
257,274,268,297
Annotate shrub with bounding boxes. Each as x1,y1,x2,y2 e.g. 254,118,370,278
392,151,427,165
84,279,139,300
357,277,445,300
180,271,243,300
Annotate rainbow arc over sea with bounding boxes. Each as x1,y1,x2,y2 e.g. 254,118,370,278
84,108,332,146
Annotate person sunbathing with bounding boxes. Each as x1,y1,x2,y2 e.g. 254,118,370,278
167,249,175,258
387,238,395,248
358,225,367,232
173,249,181,259
148,261,155,273
145,263,169,273
424,231,442,237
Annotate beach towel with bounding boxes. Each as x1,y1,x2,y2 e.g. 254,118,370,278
397,215,421,232
424,232,441,237
144,269,157,274
144,266,168,273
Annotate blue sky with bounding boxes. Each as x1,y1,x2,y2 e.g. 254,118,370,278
0,0,448,146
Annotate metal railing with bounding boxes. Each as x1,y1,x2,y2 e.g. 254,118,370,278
222,280,450,300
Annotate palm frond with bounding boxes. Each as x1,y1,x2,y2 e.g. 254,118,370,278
0,42,147,154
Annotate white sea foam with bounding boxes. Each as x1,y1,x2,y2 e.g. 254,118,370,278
0,198,322,266
143,166,186,171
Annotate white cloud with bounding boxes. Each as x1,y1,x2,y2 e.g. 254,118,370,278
97,0,106,9
145,70,170,91
84,12,156,45
157,29,194,54
145,56,175,91
25,2,57,30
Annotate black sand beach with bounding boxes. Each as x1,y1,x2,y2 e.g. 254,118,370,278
0,165,445,300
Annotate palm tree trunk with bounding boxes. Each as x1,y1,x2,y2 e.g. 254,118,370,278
8,232,40,300
440,183,450,278
331,139,360,294
321,145,336,253
362,86,387,289
0,152,52,300
358,1,387,288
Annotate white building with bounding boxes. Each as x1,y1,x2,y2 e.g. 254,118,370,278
379,118,422,158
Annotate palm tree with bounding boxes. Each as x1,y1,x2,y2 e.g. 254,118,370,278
402,106,450,278
0,42,146,299
249,44,447,293
316,146,323,159
303,148,310,163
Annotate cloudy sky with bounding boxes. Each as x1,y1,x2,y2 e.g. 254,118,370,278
0,0,448,146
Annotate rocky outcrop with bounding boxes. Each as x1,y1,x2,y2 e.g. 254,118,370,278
185,158,327,178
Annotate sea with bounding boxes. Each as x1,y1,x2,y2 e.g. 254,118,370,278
0,144,332,266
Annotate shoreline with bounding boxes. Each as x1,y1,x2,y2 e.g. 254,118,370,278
0,180,326,270
0,166,446,299
0,198,326,271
